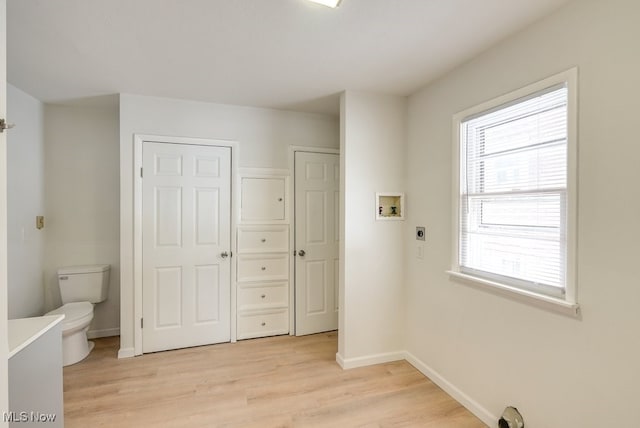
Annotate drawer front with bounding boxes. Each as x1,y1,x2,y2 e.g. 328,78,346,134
238,282,288,310
237,226,288,253
237,310,289,340
237,254,288,282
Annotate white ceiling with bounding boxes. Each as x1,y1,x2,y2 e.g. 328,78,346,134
7,0,571,115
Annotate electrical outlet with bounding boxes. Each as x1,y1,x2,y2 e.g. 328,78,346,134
416,226,425,241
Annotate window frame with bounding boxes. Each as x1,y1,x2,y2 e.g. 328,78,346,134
448,68,579,315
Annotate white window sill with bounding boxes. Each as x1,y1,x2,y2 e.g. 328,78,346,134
447,271,580,317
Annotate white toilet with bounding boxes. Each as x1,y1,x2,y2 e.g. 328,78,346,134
46,264,110,366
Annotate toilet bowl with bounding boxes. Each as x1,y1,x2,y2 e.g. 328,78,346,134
45,264,110,366
47,301,95,366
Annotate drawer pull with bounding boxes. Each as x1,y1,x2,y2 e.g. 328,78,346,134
261,238,266,243
261,266,266,271
261,294,266,299
261,322,266,326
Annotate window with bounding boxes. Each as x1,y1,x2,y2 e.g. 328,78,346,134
450,69,577,311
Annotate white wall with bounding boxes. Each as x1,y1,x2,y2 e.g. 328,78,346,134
404,0,640,426
6,84,45,319
119,93,339,355
338,91,406,367
44,103,120,337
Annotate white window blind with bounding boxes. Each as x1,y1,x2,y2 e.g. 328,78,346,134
459,84,568,297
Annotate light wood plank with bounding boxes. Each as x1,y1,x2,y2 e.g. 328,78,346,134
63,332,486,427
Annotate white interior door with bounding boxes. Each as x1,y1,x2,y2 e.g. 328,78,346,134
142,142,231,353
295,152,339,336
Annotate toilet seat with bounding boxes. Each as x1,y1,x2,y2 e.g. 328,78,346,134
46,301,94,332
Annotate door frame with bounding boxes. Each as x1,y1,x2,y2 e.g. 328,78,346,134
0,0,8,415
133,134,239,356
288,146,339,335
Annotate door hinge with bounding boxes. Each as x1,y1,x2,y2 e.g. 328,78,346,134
140,167,143,178
0,118,15,133
141,318,144,329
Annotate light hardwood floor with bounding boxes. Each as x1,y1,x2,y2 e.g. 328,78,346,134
63,332,486,427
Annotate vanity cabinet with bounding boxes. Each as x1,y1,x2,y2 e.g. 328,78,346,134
8,316,64,427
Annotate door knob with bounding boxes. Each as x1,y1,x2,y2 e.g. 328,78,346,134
220,251,229,259
298,250,306,257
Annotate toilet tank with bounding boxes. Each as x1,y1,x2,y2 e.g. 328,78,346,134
58,264,110,304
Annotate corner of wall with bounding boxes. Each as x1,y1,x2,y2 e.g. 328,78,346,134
404,351,496,426
340,90,408,361
338,91,347,359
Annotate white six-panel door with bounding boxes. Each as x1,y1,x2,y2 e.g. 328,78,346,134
295,152,339,335
142,142,231,353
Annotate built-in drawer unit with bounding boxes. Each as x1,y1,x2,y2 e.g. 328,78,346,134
237,309,289,340
237,282,288,311
237,254,289,282
237,225,289,253
236,170,291,341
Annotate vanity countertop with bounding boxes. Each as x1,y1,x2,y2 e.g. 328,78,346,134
8,315,65,359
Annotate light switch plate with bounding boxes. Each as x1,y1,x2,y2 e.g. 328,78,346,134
416,226,425,241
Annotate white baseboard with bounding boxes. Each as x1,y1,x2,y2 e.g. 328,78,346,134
404,351,496,427
87,327,120,339
335,350,405,370
336,349,496,426
117,347,135,359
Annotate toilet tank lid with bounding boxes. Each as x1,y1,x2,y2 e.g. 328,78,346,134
58,264,110,275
